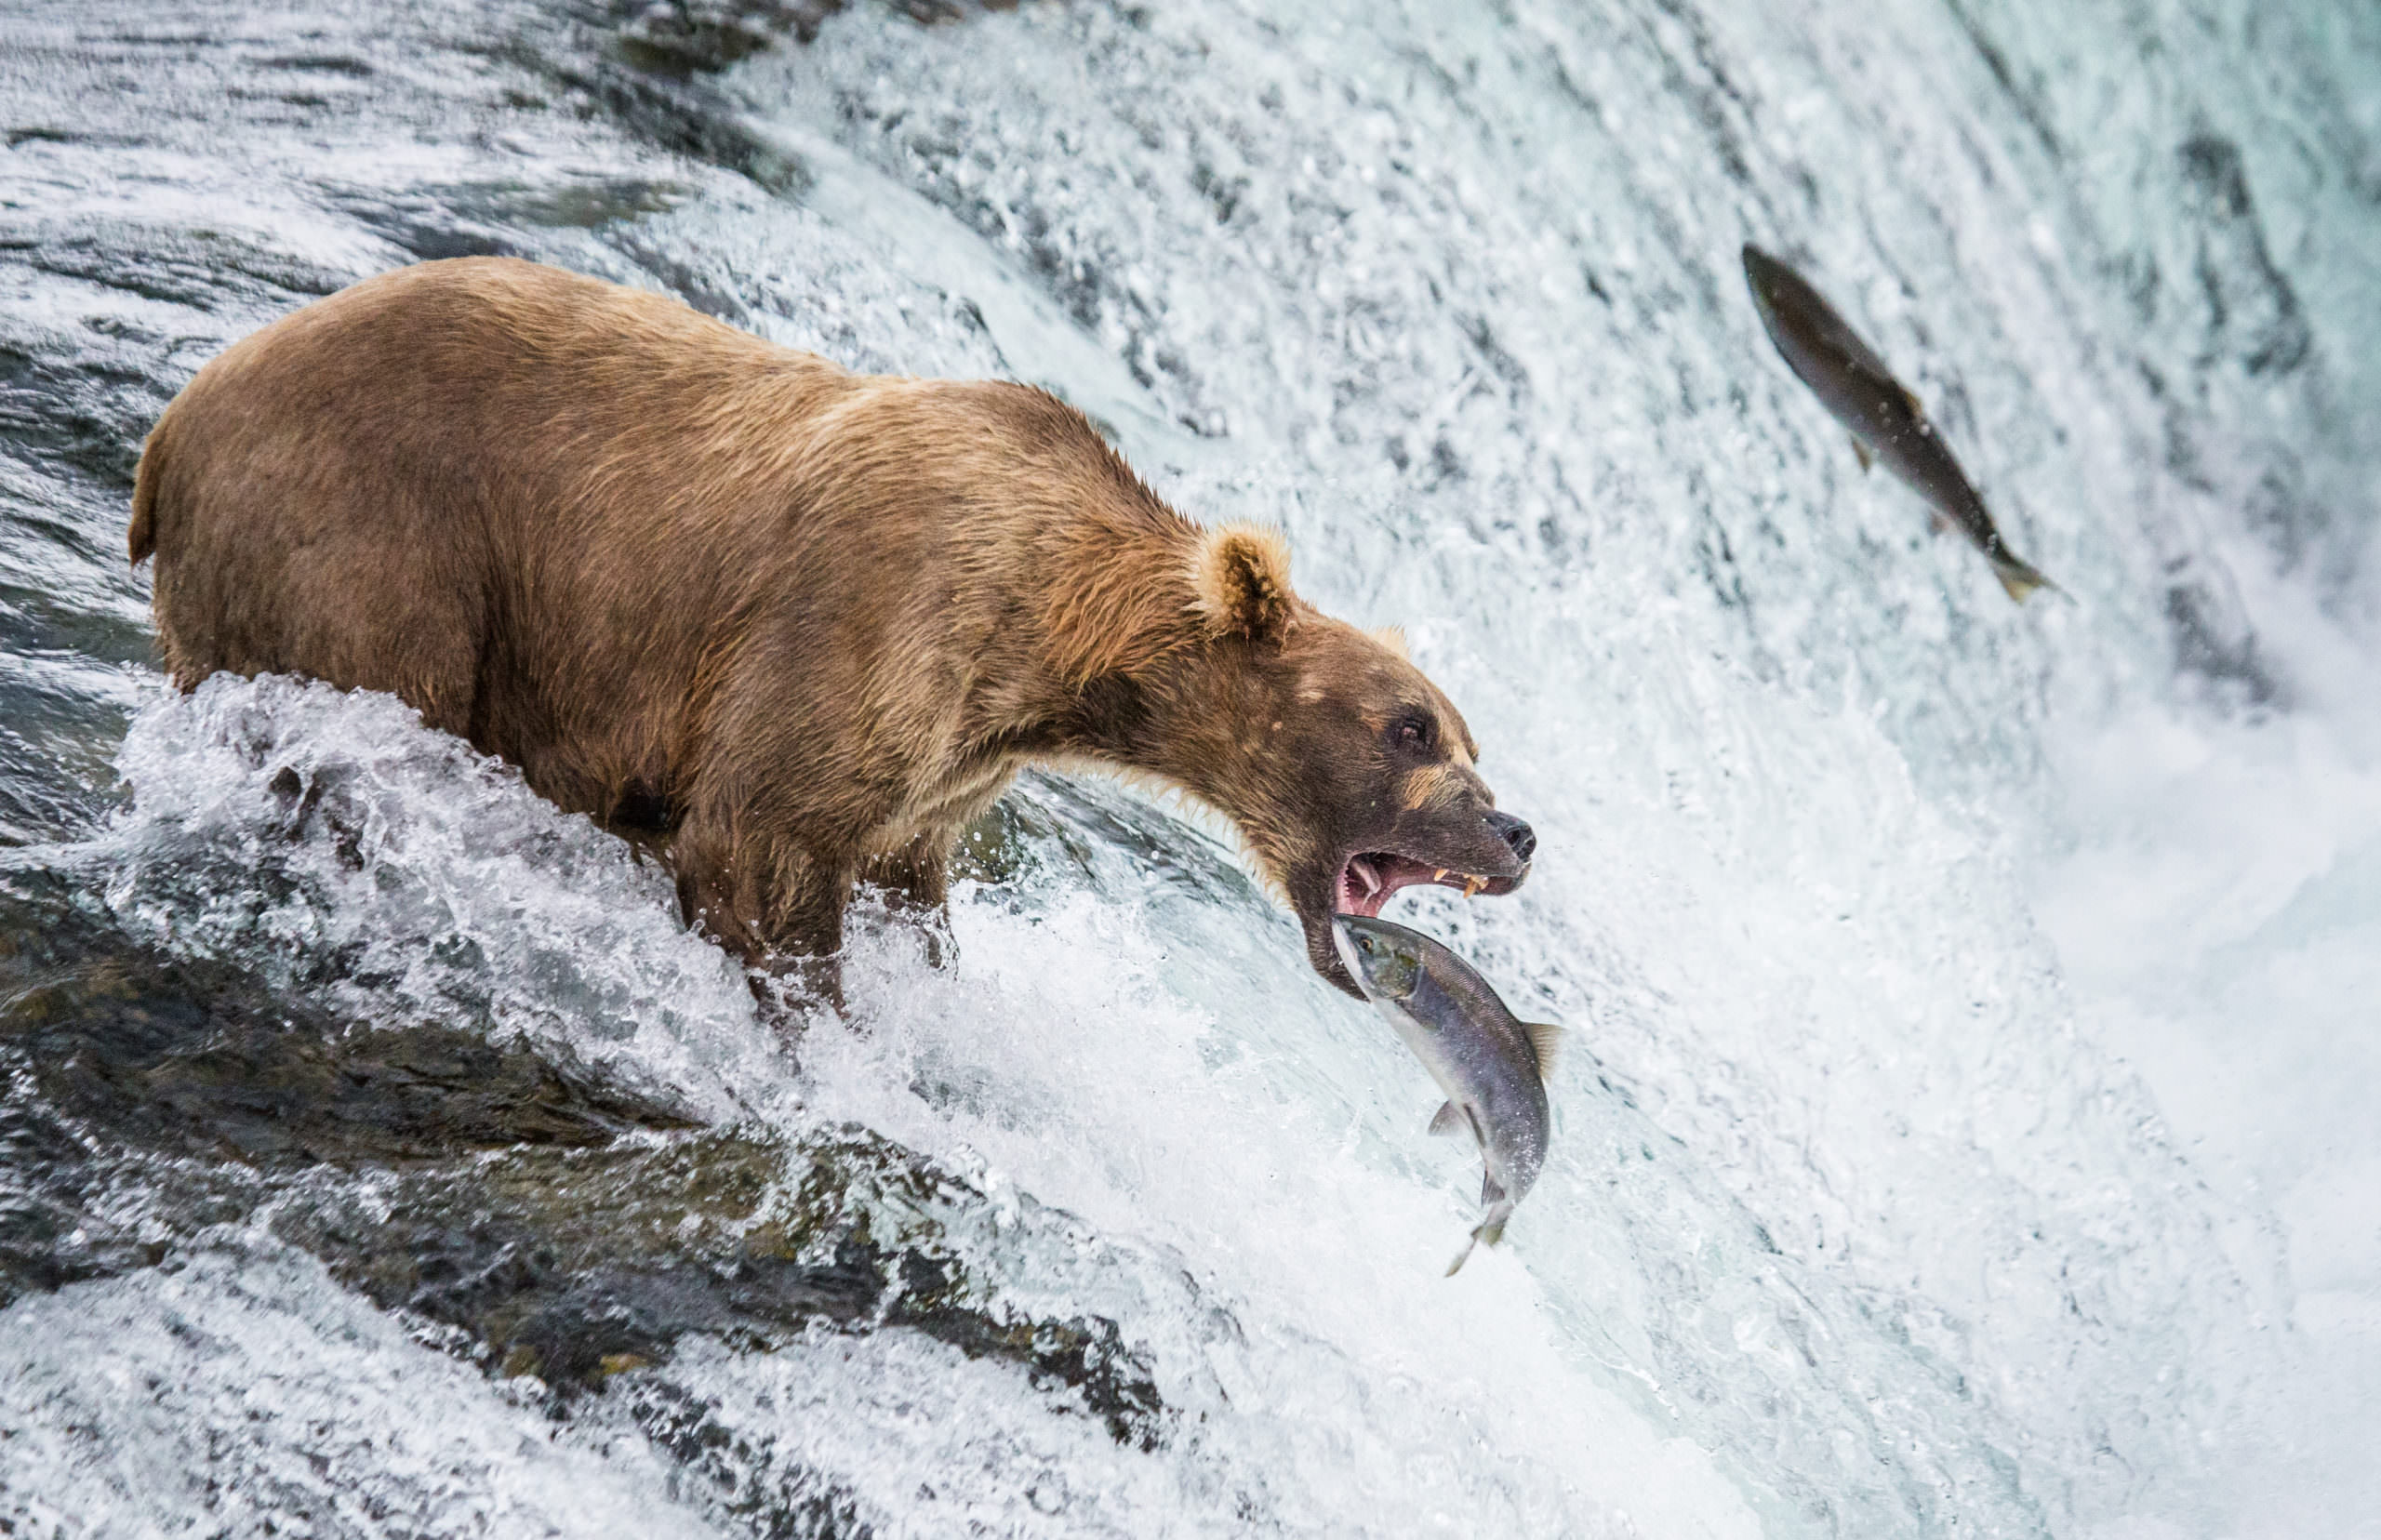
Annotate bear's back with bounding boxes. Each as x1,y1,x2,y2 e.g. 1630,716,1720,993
132,257,1204,816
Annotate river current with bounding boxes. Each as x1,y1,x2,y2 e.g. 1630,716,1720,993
1,2,2376,1535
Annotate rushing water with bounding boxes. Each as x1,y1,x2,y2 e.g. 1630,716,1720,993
3,0,2377,1534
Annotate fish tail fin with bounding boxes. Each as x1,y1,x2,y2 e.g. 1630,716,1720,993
1445,1210,1511,1275
1991,551,2062,604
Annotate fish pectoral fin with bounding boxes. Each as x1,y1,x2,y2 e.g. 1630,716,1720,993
1850,437,1874,472
1525,1022,1563,1082
1428,1101,1466,1137
1481,1174,1508,1208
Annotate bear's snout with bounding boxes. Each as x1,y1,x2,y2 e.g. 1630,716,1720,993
1484,809,1536,866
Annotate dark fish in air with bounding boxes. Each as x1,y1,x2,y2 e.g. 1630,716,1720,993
1743,244,2058,603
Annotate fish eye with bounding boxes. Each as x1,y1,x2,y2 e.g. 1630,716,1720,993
1357,935,1375,953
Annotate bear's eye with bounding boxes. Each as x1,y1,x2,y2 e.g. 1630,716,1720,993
1390,713,1434,752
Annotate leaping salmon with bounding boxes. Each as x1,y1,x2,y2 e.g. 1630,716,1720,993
1743,244,2059,603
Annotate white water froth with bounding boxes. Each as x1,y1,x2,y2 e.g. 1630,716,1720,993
87,672,788,1124
6,0,2376,1533
0,1245,720,1540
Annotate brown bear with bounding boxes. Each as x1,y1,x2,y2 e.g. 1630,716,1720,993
129,258,1533,996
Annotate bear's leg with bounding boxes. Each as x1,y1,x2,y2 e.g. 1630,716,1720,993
858,834,953,968
672,820,852,1011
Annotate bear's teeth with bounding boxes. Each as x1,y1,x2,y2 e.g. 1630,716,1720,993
1462,875,1486,898
1351,856,1384,897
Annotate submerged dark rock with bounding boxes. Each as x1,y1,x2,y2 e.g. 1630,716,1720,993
629,1375,887,1539
0,879,1168,1451
617,0,851,74
273,1128,1170,1447
0,1094,166,1306
609,0,1017,77
2,925,699,1169
2160,573,2287,710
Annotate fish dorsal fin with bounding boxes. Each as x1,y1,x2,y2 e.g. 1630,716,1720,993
1900,382,1927,419
1850,436,1874,472
1428,1101,1466,1137
1525,1022,1563,1082
1481,1173,1507,1207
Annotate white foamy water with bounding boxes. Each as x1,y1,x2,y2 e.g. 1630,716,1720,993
0,1246,723,1539
1,0,2375,1534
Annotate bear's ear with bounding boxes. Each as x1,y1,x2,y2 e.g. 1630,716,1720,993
1191,524,1297,645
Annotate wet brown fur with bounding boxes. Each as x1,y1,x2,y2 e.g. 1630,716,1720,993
132,258,1521,994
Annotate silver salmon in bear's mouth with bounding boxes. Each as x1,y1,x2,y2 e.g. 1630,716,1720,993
1332,852,1522,917
1332,913,1559,1274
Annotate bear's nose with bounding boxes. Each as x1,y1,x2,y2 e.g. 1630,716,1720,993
1484,809,1536,865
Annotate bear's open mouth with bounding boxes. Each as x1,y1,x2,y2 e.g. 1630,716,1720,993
1331,853,1518,919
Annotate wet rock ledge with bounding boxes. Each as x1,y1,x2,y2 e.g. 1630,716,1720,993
0,899,1168,1456
612,0,1017,76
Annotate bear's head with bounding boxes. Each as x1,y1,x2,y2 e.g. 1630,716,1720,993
1131,524,1535,997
